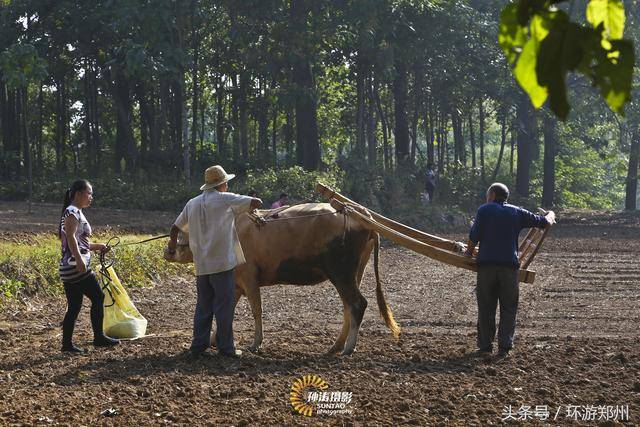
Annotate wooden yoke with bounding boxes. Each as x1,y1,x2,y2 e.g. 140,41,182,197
316,183,462,252
324,187,539,284
518,220,551,269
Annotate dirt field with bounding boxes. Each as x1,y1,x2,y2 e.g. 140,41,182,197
0,203,639,425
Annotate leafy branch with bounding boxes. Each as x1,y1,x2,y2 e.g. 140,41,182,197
499,0,634,120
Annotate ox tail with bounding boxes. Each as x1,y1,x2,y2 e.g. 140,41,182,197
373,232,401,340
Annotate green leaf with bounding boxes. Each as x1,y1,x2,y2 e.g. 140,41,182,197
516,0,548,27
498,3,528,65
592,39,634,114
537,24,570,119
586,0,625,40
514,15,549,109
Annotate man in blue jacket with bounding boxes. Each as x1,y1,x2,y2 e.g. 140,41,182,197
465,183,555,358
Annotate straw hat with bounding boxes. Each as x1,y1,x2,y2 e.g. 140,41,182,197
200,165,236,191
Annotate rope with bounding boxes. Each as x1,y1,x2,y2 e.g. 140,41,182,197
252,210,338,224
96,234,169,307
118,234,170,246
98,245,117,308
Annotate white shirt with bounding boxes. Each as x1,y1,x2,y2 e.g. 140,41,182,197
174,190,253,275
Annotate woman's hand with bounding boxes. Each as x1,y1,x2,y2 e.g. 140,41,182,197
94,243,110,254
76,258,87,274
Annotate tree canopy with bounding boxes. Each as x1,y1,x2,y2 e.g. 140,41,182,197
0,0,638,212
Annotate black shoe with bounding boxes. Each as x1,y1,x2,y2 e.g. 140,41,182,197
186,351,201,361
62,344,85,353
496,348,511,359
220,349,242,359
472,348,492,358
93,335,120,347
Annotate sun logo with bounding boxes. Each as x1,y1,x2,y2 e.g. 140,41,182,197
290,374,329,416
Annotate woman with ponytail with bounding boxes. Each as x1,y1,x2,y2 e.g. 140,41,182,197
58,180,119,353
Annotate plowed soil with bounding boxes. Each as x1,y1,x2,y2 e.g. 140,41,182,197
1,204,639,425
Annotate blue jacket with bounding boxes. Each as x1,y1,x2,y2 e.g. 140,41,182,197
469,201,548,268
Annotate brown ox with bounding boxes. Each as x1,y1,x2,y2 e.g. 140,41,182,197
170,202,400,355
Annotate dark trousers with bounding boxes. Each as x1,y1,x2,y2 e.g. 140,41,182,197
191,269,236,354
426,184,435,201
476,265,519,351
62,272,105,345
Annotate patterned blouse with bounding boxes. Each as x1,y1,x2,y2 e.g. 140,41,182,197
58,205,92,283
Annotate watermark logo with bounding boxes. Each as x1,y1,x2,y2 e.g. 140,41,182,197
290,375,353,417
501,404,629,422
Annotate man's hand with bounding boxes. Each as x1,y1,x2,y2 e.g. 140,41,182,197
167,239,177,254
545,210,556,227
453,241,467,253
464,239,476,257
250,198,263,210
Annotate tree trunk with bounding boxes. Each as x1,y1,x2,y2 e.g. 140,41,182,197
510,118,516,175
35,83,43,175
180,77,190,184
542,114,557,208
19,88,32,211
136,79,158,170
271,103,278,166
0,76,5,179
468,104,476,170
410,62,422,163
113,69,137,173
55,80,65,173
436,111,444,173
444,116,449,172
366,76,377,166
215,79,226,158
625,128,639,210
232,77,240,160
374,80,390,171
491,114,508,182
284,107,294,166
291,0,320,170
0,76,19,179
426,100,434,167
452,109,464,169
84,63,95,171
355,56,366,157
515,96,535,197
159,77,170,159
239,71,249,160
191,4,200,167
393,59,410,167
257,82,270,164
479,99,485,182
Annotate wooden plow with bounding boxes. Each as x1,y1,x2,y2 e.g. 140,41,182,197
316,183,551,284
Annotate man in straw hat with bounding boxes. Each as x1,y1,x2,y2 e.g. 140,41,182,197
167,165,262,359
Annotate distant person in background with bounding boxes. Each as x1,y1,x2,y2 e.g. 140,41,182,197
271,193,288,209
425,163,436,202
58,180,120,353
247,190,258,198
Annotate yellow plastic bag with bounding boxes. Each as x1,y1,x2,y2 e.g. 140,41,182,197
102,266,148,339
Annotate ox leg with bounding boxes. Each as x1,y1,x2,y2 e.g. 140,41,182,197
326,300,350,354
245,286,263,352
234,286,244,308
335,283,368,356
355,241,374,288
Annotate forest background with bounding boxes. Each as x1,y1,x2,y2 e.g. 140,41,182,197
1,0,639,230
